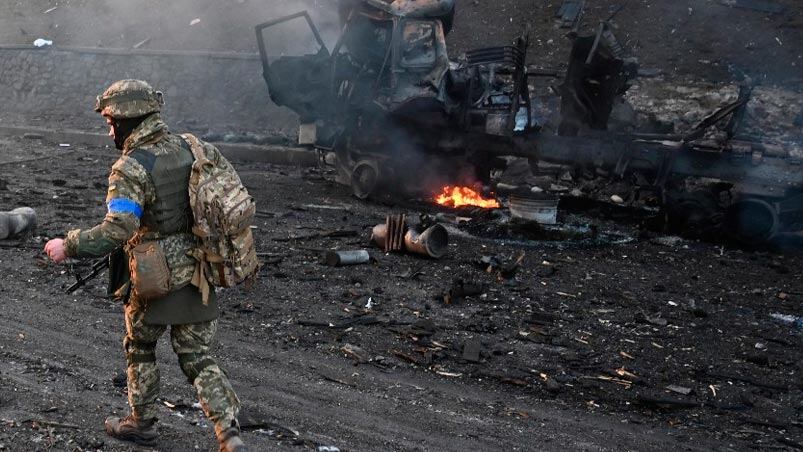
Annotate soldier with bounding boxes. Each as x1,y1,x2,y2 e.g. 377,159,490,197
43,80,247,452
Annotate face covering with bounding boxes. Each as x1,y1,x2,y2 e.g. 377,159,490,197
111,115,150,150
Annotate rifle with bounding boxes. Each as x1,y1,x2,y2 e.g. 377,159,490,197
66,255,110,294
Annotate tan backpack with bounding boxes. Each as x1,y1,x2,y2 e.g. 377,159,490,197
182,133,259,303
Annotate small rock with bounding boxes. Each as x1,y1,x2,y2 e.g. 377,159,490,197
754,342,767,350
462,338,482,363
610,194,624,203
545,379,562,394
666,385,693,395
536,266,557,277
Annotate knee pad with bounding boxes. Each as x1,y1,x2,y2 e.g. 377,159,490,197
177,352,216,384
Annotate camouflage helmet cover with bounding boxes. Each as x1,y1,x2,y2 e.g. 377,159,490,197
95,79,164,119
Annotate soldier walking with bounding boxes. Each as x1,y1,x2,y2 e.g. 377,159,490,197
44,80,247,451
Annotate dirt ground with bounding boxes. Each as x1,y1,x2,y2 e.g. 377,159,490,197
0,133,801,451
0,1,802,451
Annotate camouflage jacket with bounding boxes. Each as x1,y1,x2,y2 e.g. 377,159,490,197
64,114,198,290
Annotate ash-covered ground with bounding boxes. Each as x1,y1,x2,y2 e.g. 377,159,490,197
0,133,801,451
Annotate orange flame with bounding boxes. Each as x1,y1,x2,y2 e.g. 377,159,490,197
435,185,500,209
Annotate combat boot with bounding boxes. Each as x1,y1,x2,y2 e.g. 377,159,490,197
104,414,158,447
218,426,248,452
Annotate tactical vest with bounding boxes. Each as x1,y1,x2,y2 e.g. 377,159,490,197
128,139,194,235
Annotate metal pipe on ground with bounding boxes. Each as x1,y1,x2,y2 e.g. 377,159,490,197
321,250,370,266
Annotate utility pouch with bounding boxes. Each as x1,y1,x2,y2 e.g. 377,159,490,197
128,240,171,300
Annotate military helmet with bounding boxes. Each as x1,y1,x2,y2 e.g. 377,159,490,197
94,79,164,119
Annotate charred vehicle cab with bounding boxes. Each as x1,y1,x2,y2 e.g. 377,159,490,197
257,0,540,197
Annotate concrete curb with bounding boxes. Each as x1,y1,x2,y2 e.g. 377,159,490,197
0,45,261,60
0,126,317,167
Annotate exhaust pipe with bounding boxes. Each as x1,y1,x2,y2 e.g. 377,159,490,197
404,224,449,258
371,215,449,258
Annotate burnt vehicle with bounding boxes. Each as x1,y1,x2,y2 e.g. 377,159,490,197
255,0,803,244
255,0,537,196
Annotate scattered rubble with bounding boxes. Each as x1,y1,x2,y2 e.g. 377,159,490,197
441,278,486,305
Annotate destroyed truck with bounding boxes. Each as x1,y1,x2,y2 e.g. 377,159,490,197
255,0,803,245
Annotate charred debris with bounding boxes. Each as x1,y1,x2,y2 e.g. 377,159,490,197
254,0,802,247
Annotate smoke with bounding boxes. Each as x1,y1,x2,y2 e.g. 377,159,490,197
1,1,348,134
11,0,341,53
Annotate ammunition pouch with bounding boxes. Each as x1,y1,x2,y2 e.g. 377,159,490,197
127,239,171,301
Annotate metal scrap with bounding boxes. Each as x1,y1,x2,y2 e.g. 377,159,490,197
321,250,370,266
372,214,406,253
555,0,585,29
371,214,449,258
478,251,525,280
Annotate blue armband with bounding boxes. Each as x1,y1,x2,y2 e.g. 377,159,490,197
107,198,143,218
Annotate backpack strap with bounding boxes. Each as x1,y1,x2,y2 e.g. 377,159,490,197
182,132,216,305
180,133,209,163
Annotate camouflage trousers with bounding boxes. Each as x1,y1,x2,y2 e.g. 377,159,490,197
123,304,240,436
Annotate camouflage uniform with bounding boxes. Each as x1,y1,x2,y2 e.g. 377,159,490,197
124,306,239,429
64,80,242,444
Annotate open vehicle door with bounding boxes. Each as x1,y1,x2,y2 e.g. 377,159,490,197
255,12,334,122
